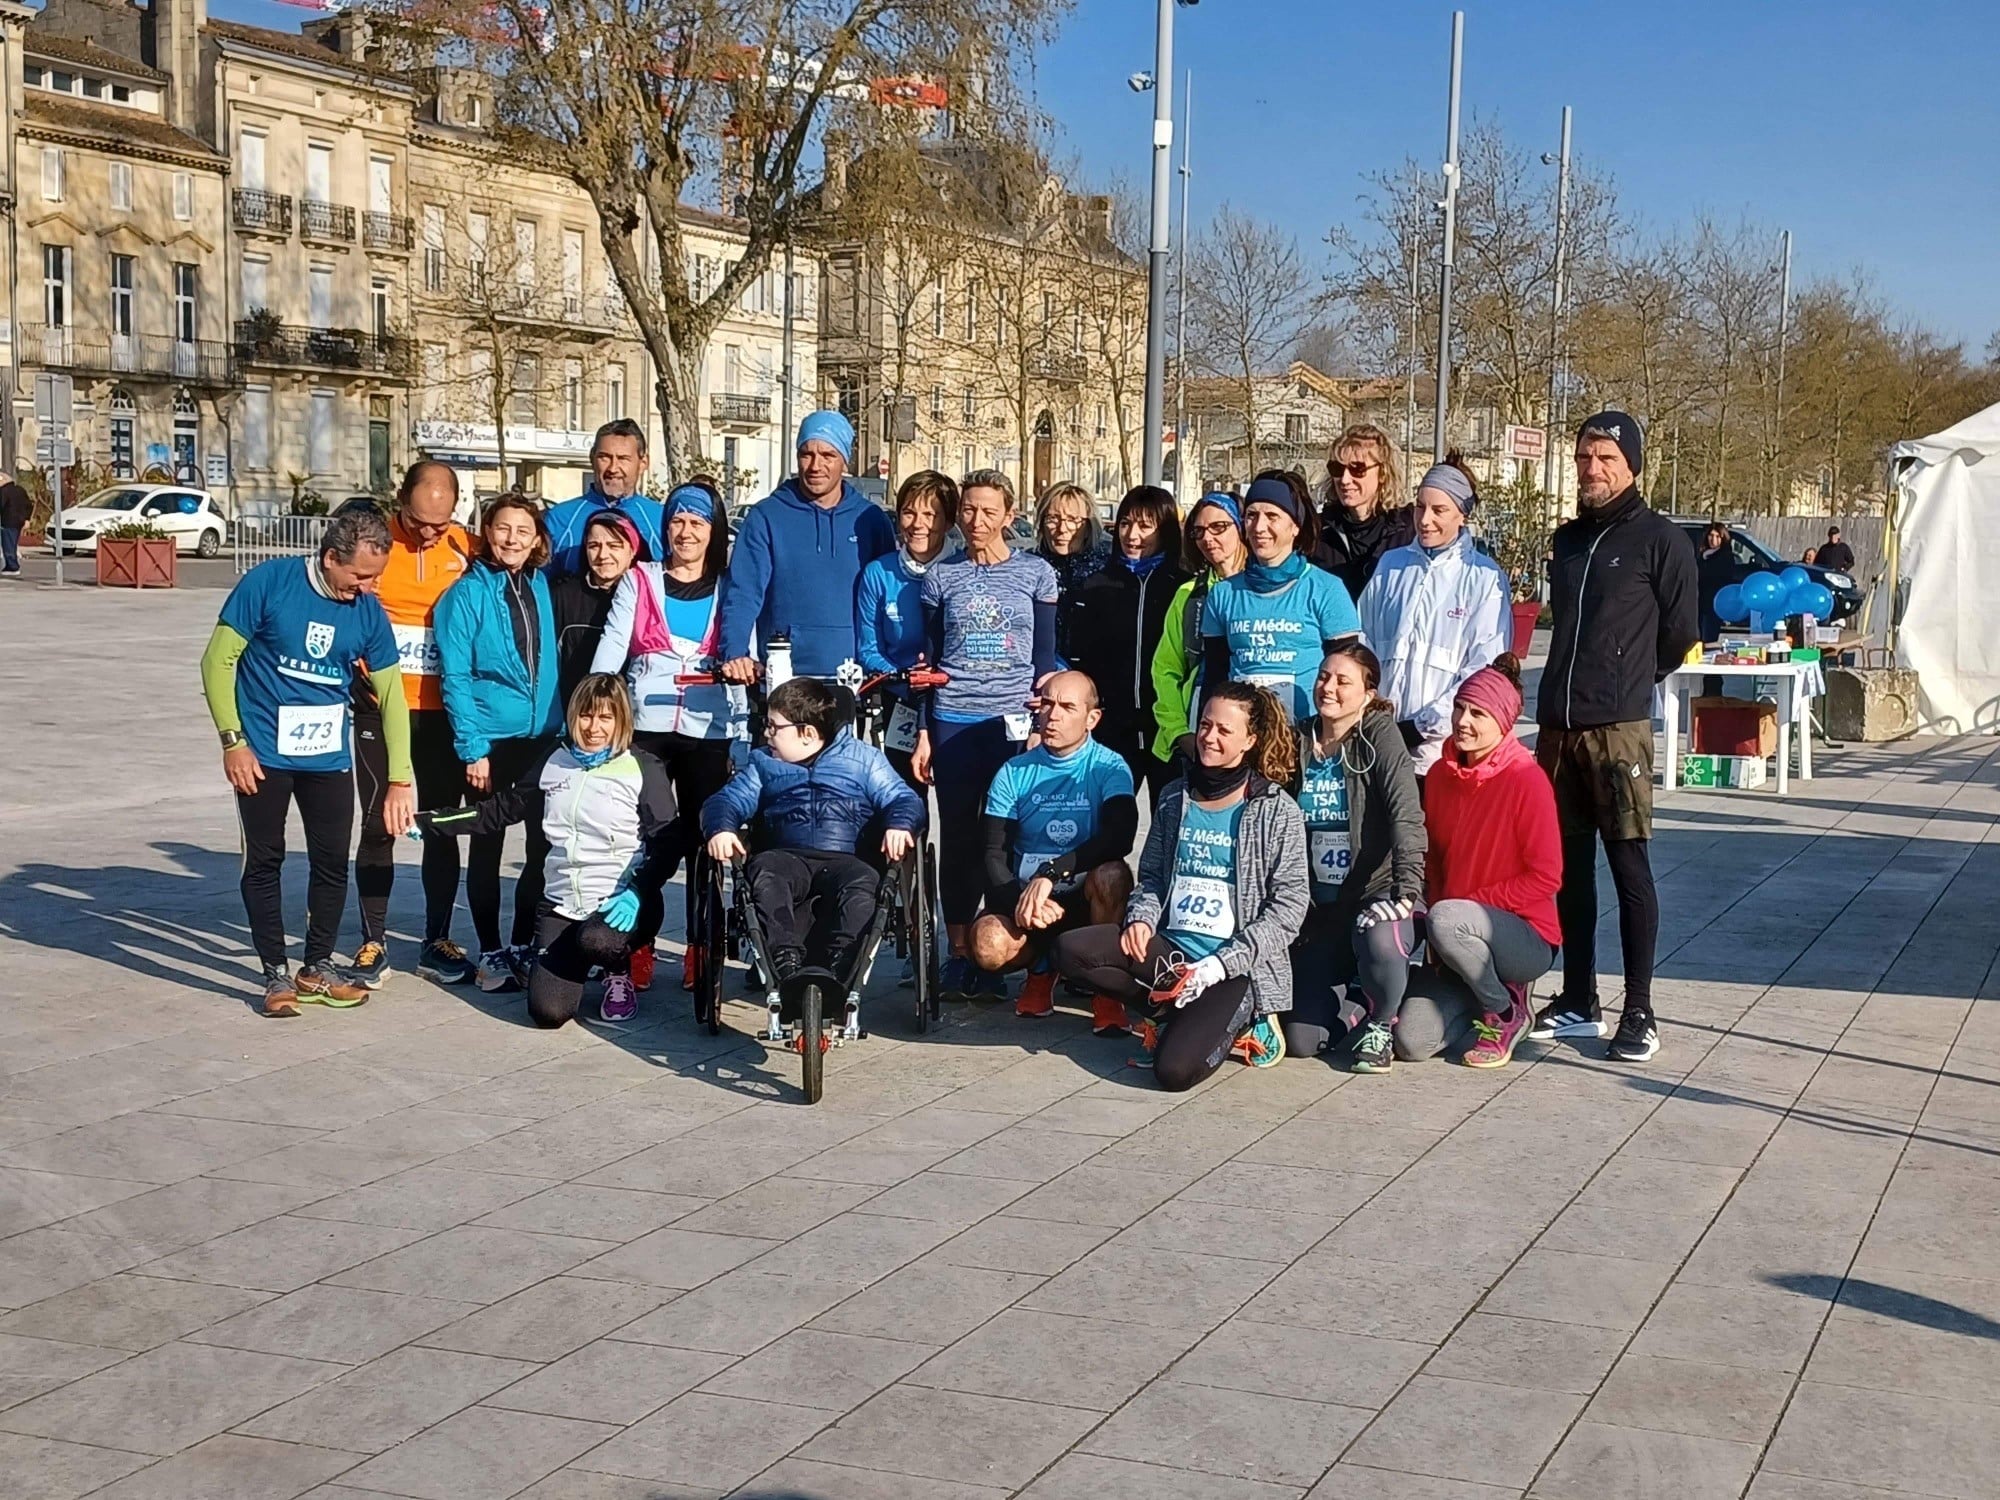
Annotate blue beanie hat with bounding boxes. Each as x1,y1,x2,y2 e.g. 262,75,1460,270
796,409,855,466
1243,475,1304,527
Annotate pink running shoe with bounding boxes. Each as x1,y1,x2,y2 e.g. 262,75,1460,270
598,973,639,1025
1463,989,1528,1069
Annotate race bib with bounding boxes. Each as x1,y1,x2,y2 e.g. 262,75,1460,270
391,623,441,678
276,702,345,759
1004,711,1034,743
1166,875,1235,940
884,700,921,754
1310,829,1352,885
1244,673,1293,695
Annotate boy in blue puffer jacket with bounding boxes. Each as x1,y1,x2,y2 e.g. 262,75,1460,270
703,677,924,980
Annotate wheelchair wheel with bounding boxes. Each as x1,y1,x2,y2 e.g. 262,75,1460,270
689,854,723,1035
912,847,938,1033
800,980,825,1104
921,842,942,1028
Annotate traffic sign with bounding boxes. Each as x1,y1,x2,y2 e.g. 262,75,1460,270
1504,424,1547,462
33,372,73,429
34,437,75,466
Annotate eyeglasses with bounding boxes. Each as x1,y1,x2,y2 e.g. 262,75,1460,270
1334,461,1380,479
1192,520,1236,539
764,719,801,740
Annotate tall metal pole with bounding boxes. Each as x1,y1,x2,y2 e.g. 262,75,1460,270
780,235,796,453
1430,11,1464,464
1173,70,1192,500
1771,227,1792,512
1405,166,1419,468
1542,105,1572,507
1141,0,1175,487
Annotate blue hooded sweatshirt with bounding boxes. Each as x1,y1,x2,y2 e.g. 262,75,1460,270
717,477,897,677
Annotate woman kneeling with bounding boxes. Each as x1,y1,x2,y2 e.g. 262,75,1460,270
1056,683,1308,1091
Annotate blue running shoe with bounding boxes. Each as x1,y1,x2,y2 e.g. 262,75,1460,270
939,955,975,1000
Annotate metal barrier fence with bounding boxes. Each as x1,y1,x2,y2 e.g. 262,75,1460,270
233,513,330,573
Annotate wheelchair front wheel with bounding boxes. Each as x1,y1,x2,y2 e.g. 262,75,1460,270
800,980,825,1104
912,845,939,1033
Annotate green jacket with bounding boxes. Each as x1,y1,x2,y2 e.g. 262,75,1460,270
1148,571,1213,762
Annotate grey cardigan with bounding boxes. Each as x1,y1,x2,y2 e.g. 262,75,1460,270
1126,774,1310,1017
1293,705,1427,914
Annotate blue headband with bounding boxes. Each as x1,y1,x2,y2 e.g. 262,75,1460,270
1243,475,1304,526
796,409,855,466
1417,464,1477,514
1194,492,1243,531
665,484,715,523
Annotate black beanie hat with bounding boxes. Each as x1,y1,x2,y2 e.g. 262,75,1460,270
1576,410,1643,477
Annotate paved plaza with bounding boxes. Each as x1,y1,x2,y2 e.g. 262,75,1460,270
3,581,1999,1500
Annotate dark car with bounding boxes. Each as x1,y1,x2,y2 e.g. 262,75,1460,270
1676,520,1864,623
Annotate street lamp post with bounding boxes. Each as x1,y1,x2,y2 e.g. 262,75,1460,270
1431,11,1464,465
1771,227,1792,513
1173,70,1192,501
1141,0,1189,489
1541,105,1572,515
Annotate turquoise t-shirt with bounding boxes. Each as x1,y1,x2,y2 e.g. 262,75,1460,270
1200,566,1362,720
1297,749,1352,902
985,737,1135,885
1162,797,1245,961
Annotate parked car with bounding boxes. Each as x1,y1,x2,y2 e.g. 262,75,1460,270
50,485,229,558
1673,518,1864,623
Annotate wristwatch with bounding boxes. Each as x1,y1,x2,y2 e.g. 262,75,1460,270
219,729,246,750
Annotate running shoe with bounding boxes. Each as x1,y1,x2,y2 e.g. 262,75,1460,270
1527,996,1606,1040
476,949,521,993
598,972,639,1025
1091,995,1131,1037
1608,1009,1660,1062
971,967,1008,1001
1149,959,1211,1009
1231,1016,1286,1068
1015,970,1056,1018
349,941,390,991
261,964,299,1019
1350,1021,1394,1074
417,939,476,985
296,964,370,1008
1463,997,1529,1069
939,955,975,1000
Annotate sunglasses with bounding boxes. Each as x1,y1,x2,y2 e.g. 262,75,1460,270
1334,461,1380,478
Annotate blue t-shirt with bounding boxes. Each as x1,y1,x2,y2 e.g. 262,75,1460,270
985,737,1135,883
1201,566,1363,720
1297,748,1352,901
920,551,1058,723
218,556,397,773
1162,798,1245,961
856,552,929,679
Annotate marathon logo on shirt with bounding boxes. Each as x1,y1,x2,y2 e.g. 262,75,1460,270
305,622,336,659
276,651,345,686
1236,616,1309,650
1178,824,1234,880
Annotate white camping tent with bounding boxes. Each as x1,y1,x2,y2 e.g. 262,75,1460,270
1892,401,2000,732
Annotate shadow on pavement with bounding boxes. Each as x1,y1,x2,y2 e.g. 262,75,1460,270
1770,1272,2000,1340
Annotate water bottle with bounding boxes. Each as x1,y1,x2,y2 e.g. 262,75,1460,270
765,631,793,691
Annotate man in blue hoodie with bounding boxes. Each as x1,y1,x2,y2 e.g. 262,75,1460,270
544,419,666,573
719,411,898,682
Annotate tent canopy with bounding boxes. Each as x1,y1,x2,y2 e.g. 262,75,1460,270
1891,398,2000,733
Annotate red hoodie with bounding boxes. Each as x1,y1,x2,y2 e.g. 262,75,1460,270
1424,734,1563,947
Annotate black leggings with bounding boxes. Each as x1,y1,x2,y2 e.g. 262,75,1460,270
527,891,665,1028
1557,832,1659,1015
931,716,1024,926
748,849,879,964
1055,924,1256,1093
633,730,732,942
237,766,353,970
354,707,465,946
466,735,555,952
1285,906,1418,1057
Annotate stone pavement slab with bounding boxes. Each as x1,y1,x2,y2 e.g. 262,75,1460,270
4,585,2000,1496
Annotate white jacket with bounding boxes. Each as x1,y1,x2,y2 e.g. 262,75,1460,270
1357,534,1512,773
589,563,744,739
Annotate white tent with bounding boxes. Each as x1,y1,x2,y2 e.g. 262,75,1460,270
1891,401,2000,733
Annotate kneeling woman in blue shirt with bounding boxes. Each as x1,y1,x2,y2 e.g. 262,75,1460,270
1056,682,1309,1091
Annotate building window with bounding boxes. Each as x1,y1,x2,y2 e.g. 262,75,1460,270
370,278,391,343
41,148,63,202
606,362,626,422
240,130,266,192
929,443,943,472
564,358,583,430
510,355,539,425
1072,308,1084,356
241,256,269,314
961,445,975,476
722,344,741,394
930,383,944,423
172,172,192,221
466,212,489,296
109,390,137,478
1094,402,1107,439
561,229,584,316
964,279,978,343
23,64,40,87
369,154,392,215
421,204,445,292
513,218,537,296
995,287,1008,348
420,344,446,417
172,391,199,482
111,83,130,103
42,244,71,327
308,389,335,472
1284,413,1309,444
1093,455,1107,492
308,265,333,328
174,264,197,344
962,386,975,424
932,283,945,337
242,385,272,470
305,142,332,204
109,161,133,212
110,254,136,339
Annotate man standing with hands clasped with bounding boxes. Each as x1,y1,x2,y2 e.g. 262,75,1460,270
1532,413,1698,1062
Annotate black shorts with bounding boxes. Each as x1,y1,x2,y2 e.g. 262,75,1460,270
1537,721,1655,842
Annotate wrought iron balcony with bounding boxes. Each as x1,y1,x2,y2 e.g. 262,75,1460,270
362,211,413,253
1030,351,1087,385
20,324,239,386
233,188,292,237
710,391,772,426
234,319,412,378
300,199,356,244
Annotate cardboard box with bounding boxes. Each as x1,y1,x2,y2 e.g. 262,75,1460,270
1680,754,1769,789
1691,697,1778,757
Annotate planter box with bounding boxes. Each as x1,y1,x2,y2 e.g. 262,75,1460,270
97,536,178,589
1509,601,1543,657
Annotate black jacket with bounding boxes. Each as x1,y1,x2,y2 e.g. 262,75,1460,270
549,569,621,711
0,480,30,532
1816,540,1855,573
1314,502,1415,603
1063,557,1191,734
1537,487,1699,731
1292,705,1426,932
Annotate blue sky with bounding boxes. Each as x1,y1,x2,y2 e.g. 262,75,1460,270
220,0,1997,350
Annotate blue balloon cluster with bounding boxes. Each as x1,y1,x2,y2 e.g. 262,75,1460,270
1714,570,1834,628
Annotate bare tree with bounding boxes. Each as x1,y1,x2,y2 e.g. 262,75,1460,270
1070,182,1148,492
1185,205,1317,476
385,0,1069,481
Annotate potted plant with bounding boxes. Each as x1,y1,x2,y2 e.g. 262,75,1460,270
240,305,284,358
96,520,178,589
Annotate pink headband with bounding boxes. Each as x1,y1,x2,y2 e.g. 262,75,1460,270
1455,667,1522,735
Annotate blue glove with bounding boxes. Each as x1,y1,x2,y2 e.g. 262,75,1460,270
598,887,641,932
404,825,426,842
